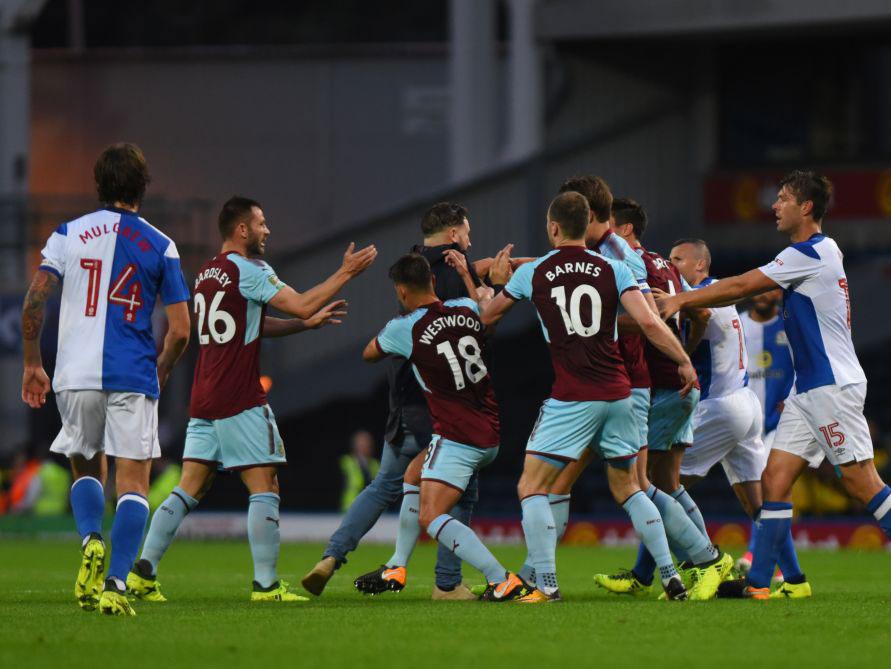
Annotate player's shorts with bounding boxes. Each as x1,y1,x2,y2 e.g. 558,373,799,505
647,387,701,451
771,382,872,468
630,387,651,449
183,404,286,470
421,436,498,492
681,387,766,485
50,390,160,461
526,396,639,468
763,428,777,451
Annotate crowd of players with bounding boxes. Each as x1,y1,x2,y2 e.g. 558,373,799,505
20,143,891,614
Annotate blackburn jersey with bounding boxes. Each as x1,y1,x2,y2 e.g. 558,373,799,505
590,230,651,388
740,312,794,433
504,246,636,402
189,252,286,420
689,278,748,400
637,247,687,390
759,234,865,394
375,298,499,448
38,207,190,399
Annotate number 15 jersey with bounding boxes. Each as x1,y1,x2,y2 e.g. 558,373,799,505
189,251,286,420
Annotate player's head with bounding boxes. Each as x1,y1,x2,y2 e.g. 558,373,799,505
546,191,590,246
94,143,151,208
558,175,612,244
750,288,782,318
669,238,711,284
610,197,647,244
421,202,471,251
388,253,436,308
218,196,269,255
773,170,833,234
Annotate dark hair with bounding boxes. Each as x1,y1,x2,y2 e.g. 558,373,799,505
779,170,833,221
218,196,262,239
94,143,150,206
548,192,590,239
421,202,469,236
612,197,647,240
388,253,433,291
558,175,612,223
671,237,711,268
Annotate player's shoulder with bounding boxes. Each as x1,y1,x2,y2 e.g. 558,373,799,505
443,297,480,314
785,233,833,262
226,252,273,272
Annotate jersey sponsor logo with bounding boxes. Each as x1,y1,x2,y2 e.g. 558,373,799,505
77,221,152,252
268,275,284,289
544,261,602,282
418,313,482,345
775,331,789,346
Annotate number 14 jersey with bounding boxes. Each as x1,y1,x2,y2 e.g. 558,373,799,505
189,251,286,420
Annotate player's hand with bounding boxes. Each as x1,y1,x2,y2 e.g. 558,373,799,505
653,289,682,320
21,365,51,409
443,249,470,276
341,242,378,277
476,286,495,302
677,362,698,399
306,299,348,329
488,244,514,285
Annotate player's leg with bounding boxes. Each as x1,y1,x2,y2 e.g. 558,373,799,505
433,471,478,598
517,455,564,599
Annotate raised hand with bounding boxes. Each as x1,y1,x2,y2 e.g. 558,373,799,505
341,242,378,277
306,299,348,329
489,243,514,285
443,249,470,276
22,365,51,409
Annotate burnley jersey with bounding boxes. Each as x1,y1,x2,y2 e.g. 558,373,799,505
375,298,499,448
189,252,286,420
38,207,190,399
637,247,687,390
504,245,637,402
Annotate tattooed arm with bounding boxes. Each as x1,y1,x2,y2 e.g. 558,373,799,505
22,270,59,408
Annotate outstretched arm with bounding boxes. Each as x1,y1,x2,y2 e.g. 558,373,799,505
21,270,60,408
480,292,516,326
362,337,386,363
263,300,347,338
657,269,777,319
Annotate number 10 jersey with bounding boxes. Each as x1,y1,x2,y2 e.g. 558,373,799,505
189,251,286,420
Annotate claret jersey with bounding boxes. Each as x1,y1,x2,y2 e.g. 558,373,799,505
375,298,499,448
38,207,190,398
189,252,286,420
637,247,687,390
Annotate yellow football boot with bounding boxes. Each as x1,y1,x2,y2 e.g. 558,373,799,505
251,580,310,602
126,564,167,602
74,534,106,611
593,569,651,596
770,580,812,599
99,579,136,616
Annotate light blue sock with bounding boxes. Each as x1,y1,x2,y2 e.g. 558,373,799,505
671,485,710,541
518,517,536,584
623,491,678,585
520,495,558,593
248,493,281,588
748,502,791,588
427,514,505,584
70,476,105,543
548,493,571,542
651,485,715,564
108,493,150,583
867,485,891,539
386,484,420,567
140,486,198,573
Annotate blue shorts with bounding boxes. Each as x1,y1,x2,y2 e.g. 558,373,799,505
183,404,286,470
647,388,700,451
630,388,651,449
526,396,639,468
421,436,498,492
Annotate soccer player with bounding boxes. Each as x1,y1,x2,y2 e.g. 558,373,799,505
481,191,703,602
126,196,375,603
303,202,511,599
657,170,891,599
358,253,524,601
21,144,192,615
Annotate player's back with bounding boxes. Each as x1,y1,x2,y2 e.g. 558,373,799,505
39,207,189,398
638,247,685,389
189,251,285,420
740,311,793,433
378,298,499,447
504,245,633,402
689,278,748,400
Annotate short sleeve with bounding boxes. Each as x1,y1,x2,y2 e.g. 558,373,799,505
504,262,534,301
39,224,68,279
758,245,822,289
237,258,287,304
159,241,191,305
444,297,479,314
612,260,638,295
625,252,651,293
376,317,414,359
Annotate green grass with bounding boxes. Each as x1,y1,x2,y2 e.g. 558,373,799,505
1,539,889,669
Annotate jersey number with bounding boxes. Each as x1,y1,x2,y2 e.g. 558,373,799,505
731,318,745,370
550,285,602,337
436,336,487,390
80,259,144,322
194,291,236,345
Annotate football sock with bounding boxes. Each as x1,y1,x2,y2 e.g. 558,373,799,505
140,486,198,573
623,490,678,586
518,515,537,584
248,493,281,589
426,514,504,585
670,485,710,541
70,476,104,543
651,484,715,564
631,543,656,586
776,528,804,584
520,495,559,594
867,485,891,539
747,502,791,588
747,520,757,554
386,484,420,567
107,493,150,584
548,493,571,542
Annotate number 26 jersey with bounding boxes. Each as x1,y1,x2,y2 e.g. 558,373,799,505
189,251,286,420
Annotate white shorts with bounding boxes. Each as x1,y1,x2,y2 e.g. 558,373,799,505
771,383,872,468
681,387,766,485
763,429,777,451
50,390,160,461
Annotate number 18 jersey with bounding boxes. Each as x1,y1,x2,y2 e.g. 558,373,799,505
189,251,286,420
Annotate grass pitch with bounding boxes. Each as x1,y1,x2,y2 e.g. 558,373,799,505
1,539,889,669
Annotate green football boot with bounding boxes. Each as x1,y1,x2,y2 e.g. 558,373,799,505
251,580,310,602
74,533,106,611
770,580,812,599
126,560,167,602
686,552,732,601
593,569,652,596
99,579,136,616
